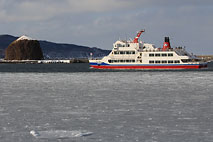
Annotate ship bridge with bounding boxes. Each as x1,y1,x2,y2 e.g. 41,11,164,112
113,40,143,50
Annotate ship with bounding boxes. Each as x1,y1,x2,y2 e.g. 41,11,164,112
89,30,207,69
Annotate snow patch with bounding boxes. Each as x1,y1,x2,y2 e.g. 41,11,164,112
16,35,33,41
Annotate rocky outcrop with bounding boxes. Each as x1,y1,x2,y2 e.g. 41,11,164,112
0,34,110,59
4,36,43,60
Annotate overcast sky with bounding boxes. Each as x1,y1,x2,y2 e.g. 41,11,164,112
0,0,213,54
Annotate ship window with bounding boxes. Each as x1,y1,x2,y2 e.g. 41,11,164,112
114,60,118,63
155,54,161,57
120,51,124,54
120,60,124,63
108,60,112,63
168,60,173,63
149,61,154,64
155,60,161,64
162,54,167,57
162,60,167,64
126,60,130,62
168,53,173,57
131,51,135,54
117,44,122,47
140,53,142,56
127,44,130,47
114,51,119,54
181,59,189,63
149,54,154,57
126,51,130,54
175,60,180,63
132,60,135,63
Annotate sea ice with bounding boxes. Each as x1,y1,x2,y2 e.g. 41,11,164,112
30,130,93,139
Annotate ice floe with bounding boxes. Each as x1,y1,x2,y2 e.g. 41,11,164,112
30,130,93,139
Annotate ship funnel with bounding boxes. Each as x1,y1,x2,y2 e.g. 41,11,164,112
133,30,145,43
162,37,171,50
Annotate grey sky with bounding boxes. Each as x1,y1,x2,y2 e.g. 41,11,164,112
0,0,213,54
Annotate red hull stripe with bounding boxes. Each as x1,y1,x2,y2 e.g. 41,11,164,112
90,65,206,69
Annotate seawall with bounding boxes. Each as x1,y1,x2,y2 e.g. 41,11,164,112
0,58,89,64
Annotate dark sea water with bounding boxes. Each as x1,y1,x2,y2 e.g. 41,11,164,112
0,63,213,142
0,62,213,72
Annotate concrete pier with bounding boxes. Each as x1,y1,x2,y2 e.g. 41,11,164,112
0,58,89,64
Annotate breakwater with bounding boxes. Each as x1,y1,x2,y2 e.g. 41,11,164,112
0,58,89,64
197,55,213,62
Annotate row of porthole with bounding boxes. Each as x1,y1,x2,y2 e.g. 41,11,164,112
108,59,135,63
149,60,180,64
113,51,136,55
149,53,173,57
115,44,130,47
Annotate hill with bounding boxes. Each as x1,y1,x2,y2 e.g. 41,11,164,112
0,35,110,59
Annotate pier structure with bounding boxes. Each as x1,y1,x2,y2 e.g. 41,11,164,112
197,55,213,62
0,58,89,64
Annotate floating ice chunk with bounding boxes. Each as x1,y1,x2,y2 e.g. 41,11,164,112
148,118,153,120
177,117,197,120
114,109,130,112
30,130,93,139
30,130,40,137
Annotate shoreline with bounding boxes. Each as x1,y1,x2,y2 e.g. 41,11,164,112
0,55,213,64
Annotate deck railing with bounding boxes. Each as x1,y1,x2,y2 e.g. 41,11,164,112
140,48,185,52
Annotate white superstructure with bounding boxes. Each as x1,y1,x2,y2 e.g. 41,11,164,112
89,30,207,69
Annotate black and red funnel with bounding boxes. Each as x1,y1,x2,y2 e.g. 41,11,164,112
162,37,171,50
